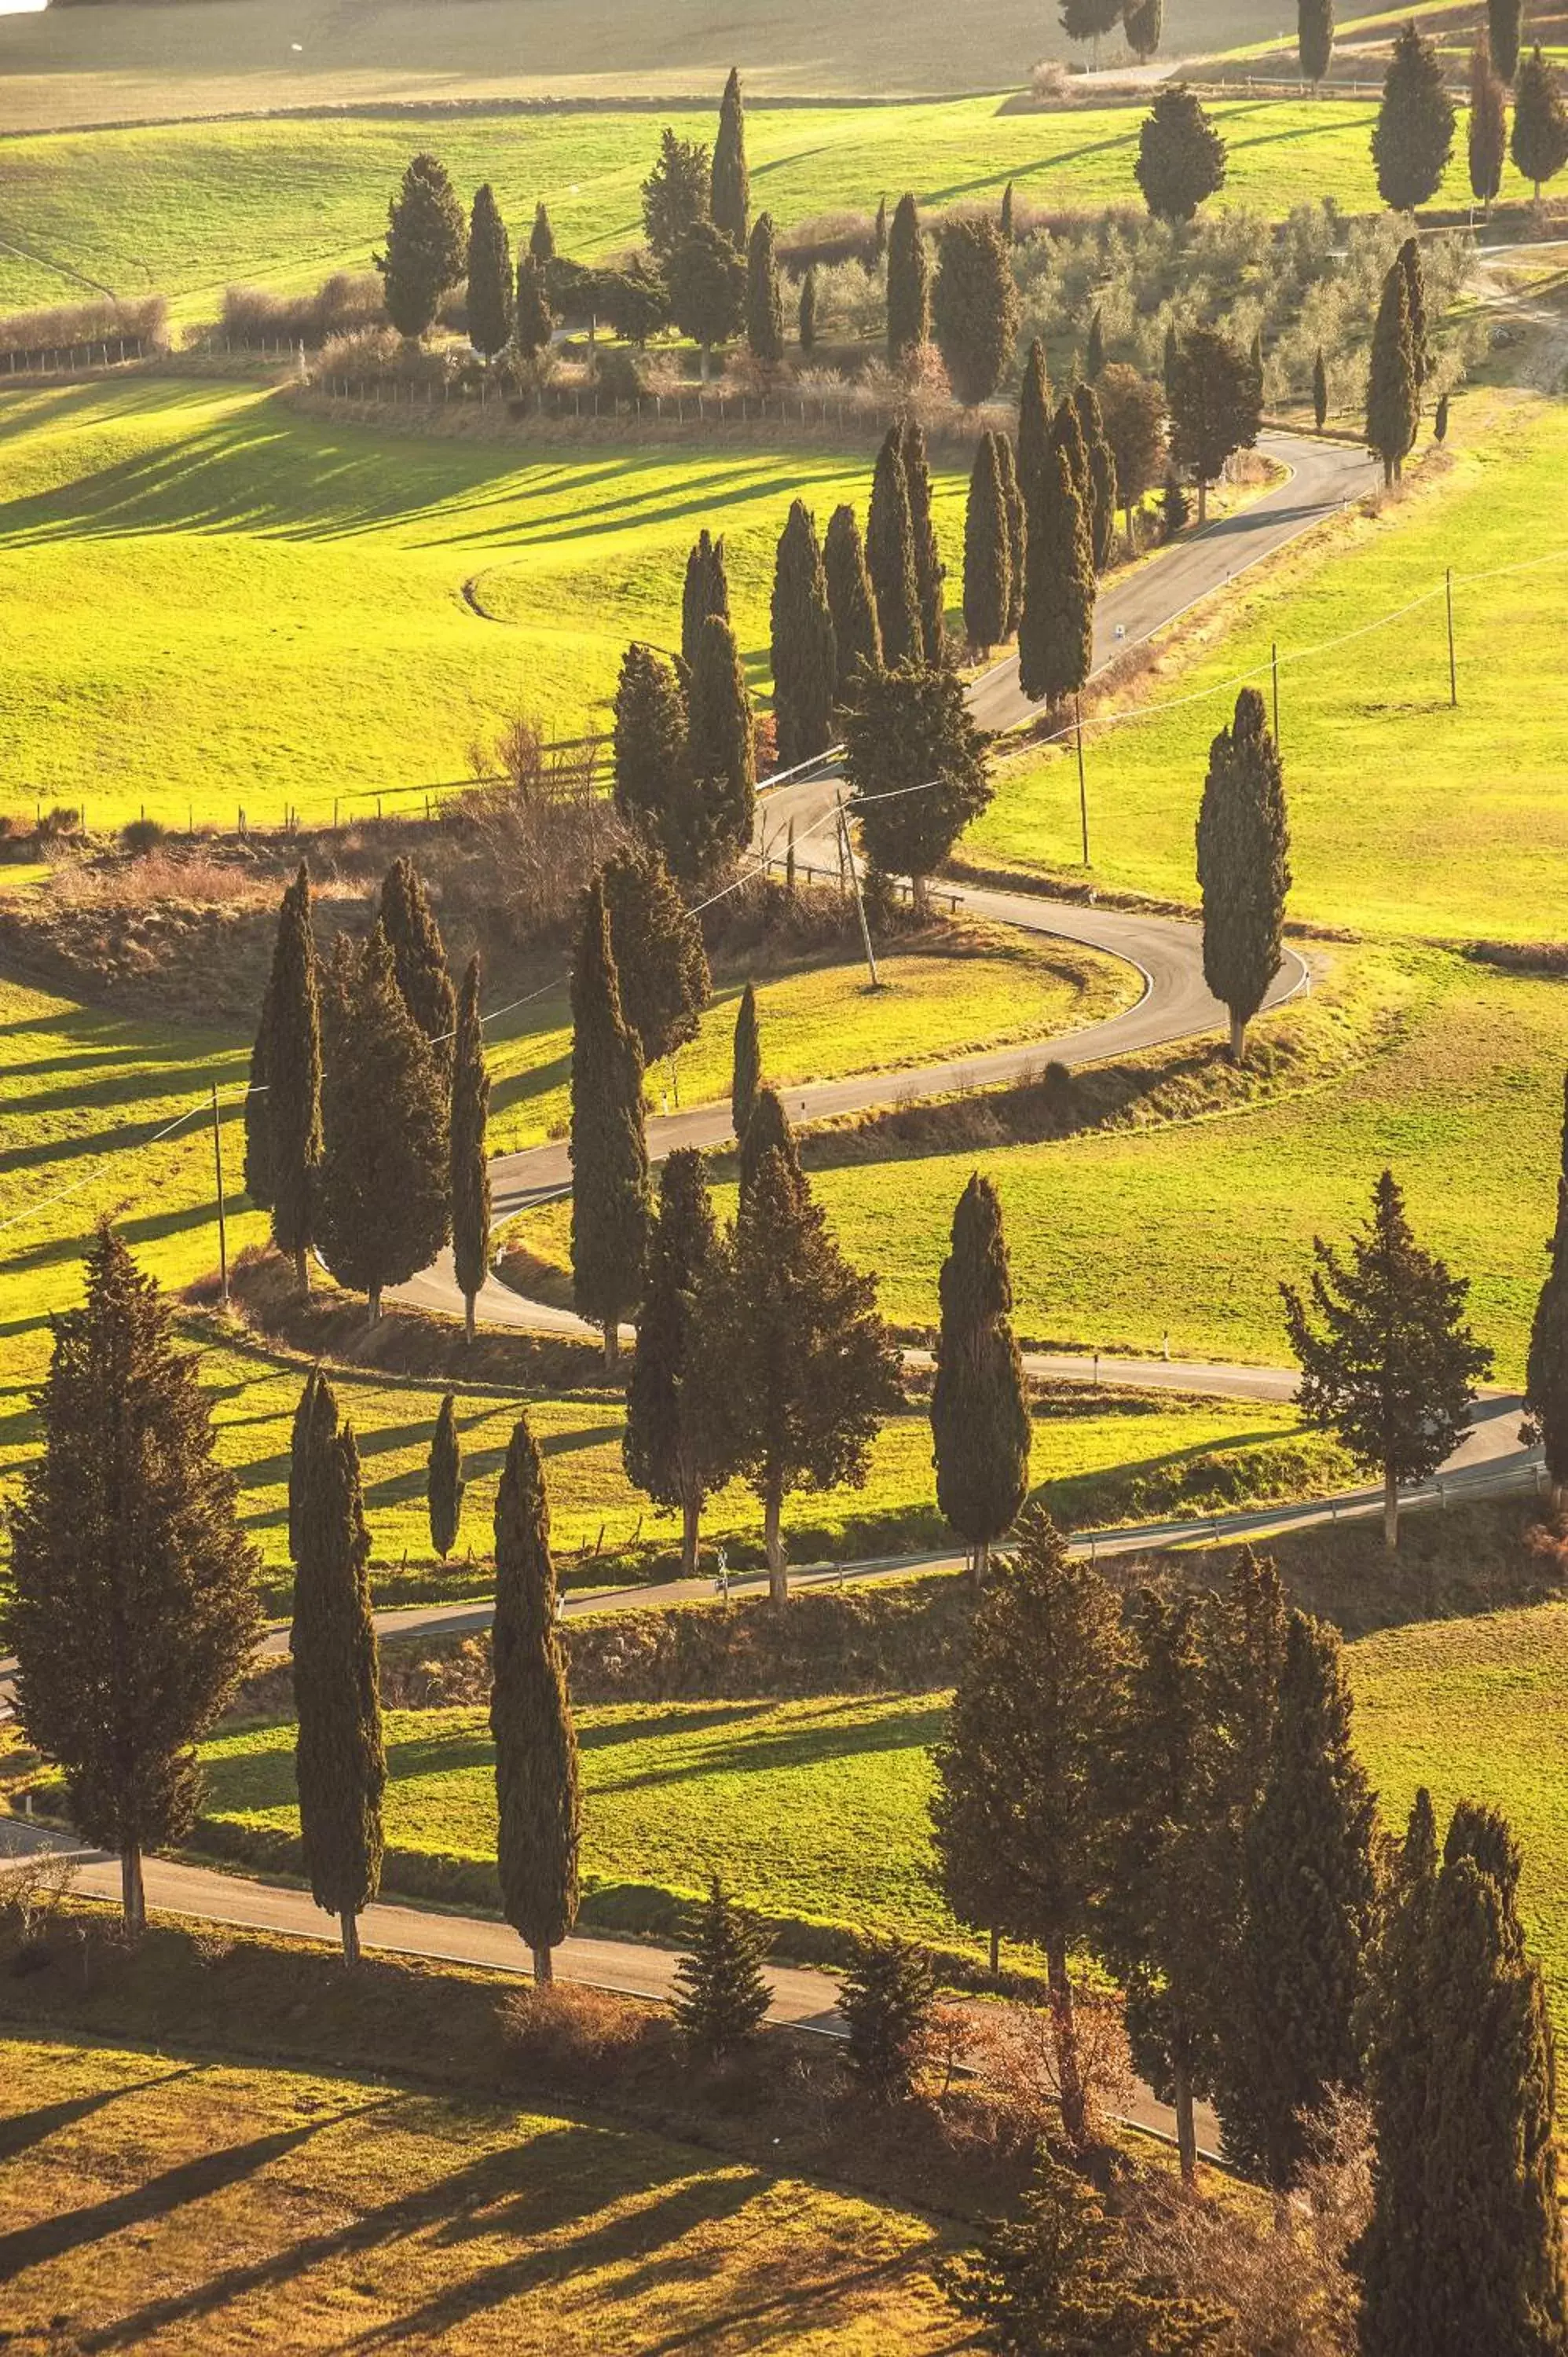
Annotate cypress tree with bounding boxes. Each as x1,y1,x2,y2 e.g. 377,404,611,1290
1299,0,1334,83
1135,83,1229,222
731,981,762,1142
1434,387,1449,440
737,1082,800,1203
612,640,691,852
885,192,930,365
288,1365,319,1566
931,214,1021,408
491,1411,580,1985
681,527,731,668
1357,1788,1441,2357
8,1226,261,1936
712,65,749,247
687,610,755,862
317,924,451,1325
995,433,1027,633
291,1376,384,1965
1366,255,1420,487
466,182,514,360
770,497,837,768
376,152,467,340
823,502,883,699
450,953,491,1343
903,421,947,663
514,254,554,360
1051,390,1092,508
866,424,923,668
999,178,1016,243
745,211,784,362
963,431,1013,654
1313,344,1329,430
624,1148,724,1577
243,982,273,1212
1124,0,1165,61
427,1389,464,1561
930,1173,1031,1582
1086,306,1105,379
1196,684,1291,1063
379,856,456,1072
844,661,994,907
1470,31,1510,210
1018,445,1095,709
1017,337,1053,509
1399,233,1429,395
797,262,819,354
1072,380,1119,573
1491,0,1524,82
568,879,649,1372
872,193,888,261
529,201,555,263
672,1880,772,2057
1373,20,1456,212
1526,1076,1568,1511
1163,316,1180,400
1514,45,1568,198
262,862,323,1292
601,841,710,1069
1218,1611,1376,2187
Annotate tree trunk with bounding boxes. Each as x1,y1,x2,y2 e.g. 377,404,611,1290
969,1536,989,1593
764,1479,788,1606
1228,1008,1247,1064
912,872,929,917
341,1908,361,1967
1383,1464,1400,1551
464,1292,476,1345
1173,2055,1198,2183
603,1320,619,1374
681,1489,702,1580
1047,1938,1089,2148
699,342,712,383
1196,478,1208,526
294,1245,310,1295
1552,1477,1566,1520
368,1285,382,1329
120,1844,145,1938
533,1943,554,1985
988,1925,1001,1981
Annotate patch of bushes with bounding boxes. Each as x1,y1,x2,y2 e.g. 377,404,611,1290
219,273,383,350
0,294,167,361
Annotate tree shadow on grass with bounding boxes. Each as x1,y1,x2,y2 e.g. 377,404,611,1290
0,2064,203,2164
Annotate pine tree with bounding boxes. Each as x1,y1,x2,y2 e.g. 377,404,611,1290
932,1510,1126,2146
291,1376,384,1964
687,610,756,862
931,214,1020,408
999,178,1016,243
1284,1170,1492,1547
1526,1076,1568,1511
1124,0,1165,62
745,211,783,361
1373,20,1456,212
672,1880,773,2057
1135,83,1229,222
1366,255,1420,487
731,981,762,1142
1196,685,1291,1063
612,641,691,867
642,128,712,266
1017,337,1053,509
466,182,514,360
1086,306,1106,379
288,1366,319,1566
317,925,451,1325
903,422,947,665
1313,344,1329,430
569,878,650,1372
822,504,883,699
885,192,929,365
1168,324,1262,522
8,1227,260,1934
601,842,710,1070
840,1936,936,2102
667,219,746,378
1469,32,1510,209
491,1411,580,1984
529,201,555,264
682,527,731,668
1072,380,1119,572
427,1390,464,1560
1357,1789,1441,2357
1018,445,1095,709
770,497,837,769
1218,1611,1376,2187
712,65,749,247
515,254,554,360
866,425,924,668
797,262,819,354
450,954,491,1344
843,662,994,904
930,1173,1031,1581
995,433,1028,632
963,432,1013,654
1299,0,1334,83
624,1149,725,1576
379,856,456,1072
1490,0,1524,82
261,863,322,1292
376,152,467,339
1514,46,1568,199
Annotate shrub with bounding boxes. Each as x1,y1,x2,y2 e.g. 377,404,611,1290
220,274,383,350
0,295,167,361
121,817,167,856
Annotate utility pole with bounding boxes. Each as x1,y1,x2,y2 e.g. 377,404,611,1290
1271,641,1280,746
211,1083,229,1310
1445,566,1457,707
1074,694,1090,867
836,791,880,990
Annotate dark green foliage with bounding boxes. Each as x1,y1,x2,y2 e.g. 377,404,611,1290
1125,0,1165,60
1059,0,1125,53
930,1173,1030,1575
843,661,994,891
931,214,1020,408
1434,388,1449,439
317,925,451,1323
1017,337,1053,508
1097,363,1166,547
712,66,749,246
1218,1611,1376,2187
1299,0,1334,82
291,1377,384,1960
823,504,882,698
1469,34,1509,207
672,1879,772,2057
873,194,888,259
1163,317,1180,401
379,855,456,1070
1018,445,1095,708
731,981,762,1142
624,1149,724,1576
243,991,273,1211
450,954,491,1343
375,152,467,339
839,1936,936,2102
1514,46,1568,196
1525,1078,1568,1503
611,641,691,872
1313,345,1329,429
1284,1169,1493,1545
261,863,322,1287
1357,1789,1440,2357
1196,685,1291,1061
427,1390,464,1561
687,610,756,861
903,422,947,664
1366,254,1420,486
288,1368,319,1567
7,1226,261,1932
1163,471,1190,533
885,192,930,365
1051,391,1092,507
995,434,1027,633
1399,234,1428,392
1373,20,1456,212
770,497,837,768
999,179,1015,243
681,526,731,668
466,183,514,359
514,254,554,359
1086,306,1105,378
668,220,746,373
1490,0,1524,82
1135,83,1228,222
797,262,818,354
568,878,650,1368
745,211,783,361
963,432,1013,654
1168,325,1262,521
737,1082,800,1202
641,128,710,264
1073,380,1119,573
491,1411,580,1980
600,841,709,1069
866,425,923,669
529,202,555,264
597,259,670,346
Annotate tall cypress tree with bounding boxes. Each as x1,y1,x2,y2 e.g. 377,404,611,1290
1373,20,1456,211
797,263,819,354
262,862,322,1292
529,201,555,263
995,434,1027,634
450,953,491,1344
1513,46,1568,199
1357,1788,1441,2357
491,1410,580,1984
681,527,731,668
964,431,1013,654
379,856,456,1072
1398,234,1429,396
1018,445,1095,709
930,1173,1031,1582
8,1226,261,1935
1491,0,1524,81
687,610,755,861
427,1389,464,1561
885,191,929,365
1072,381,1119,574
376,152,467,340
745,211,784,361
903,421,947,663
770,497,837,768
601,842,710,1070
1196,685,1291,1063
569,877,650,1371
712,65,749,246
823,503,883,699
866,425,923,668
1313,345,1329,431
1017,338,1053,510
612,640,691,852
624,1149,724,1577
515,253,554,360
1366,256,1420,487
291,1376,384,1965
466,182,515,360
1086,307,1105,379
737,1082,800,1203
731,981,762,1142
931,214,1021,407
1051,392,1092,508
1299,0,1334,83
1125,0,1165,62
1469,32,1510,210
